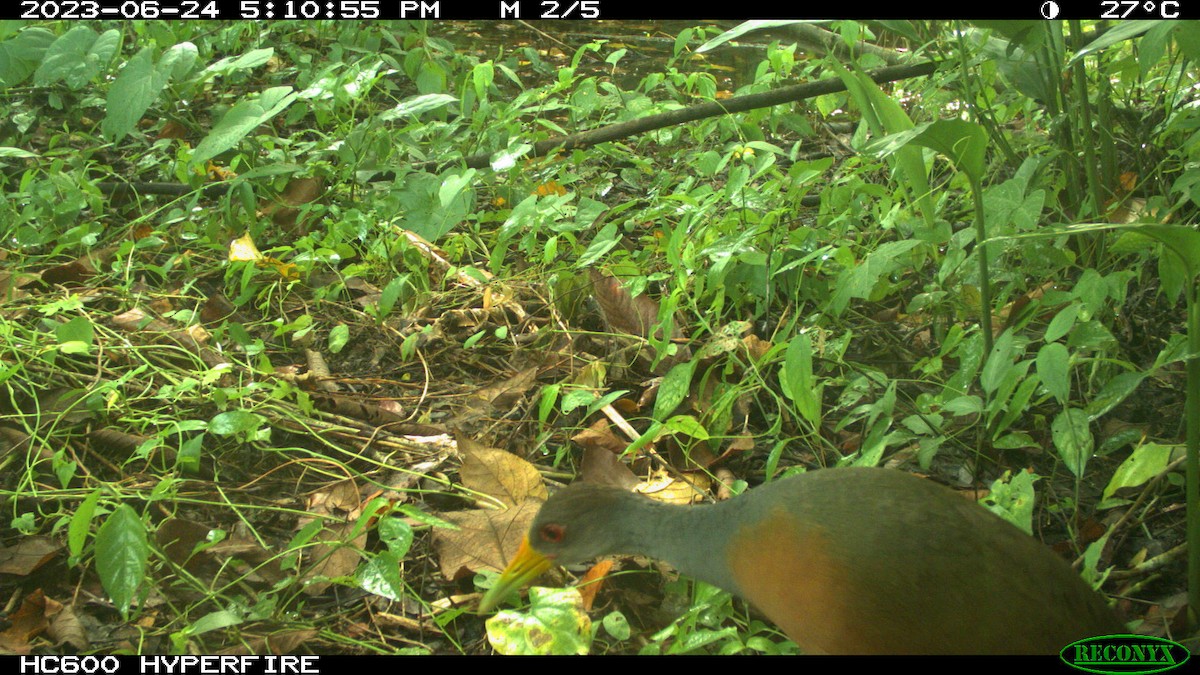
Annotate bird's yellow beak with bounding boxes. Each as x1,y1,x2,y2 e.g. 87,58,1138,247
478,535,553,612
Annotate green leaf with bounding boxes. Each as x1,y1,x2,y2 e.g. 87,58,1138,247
1051,408,1094,478
1085,371,1147,419
55,315,94,342
662,414,709,440
68,490,102,560
696,20,810,53
1036,342,1069,403
208,411,266,436
95,504,148,617
192,87,298,164
602,610,631,640
104,48,169,142
204,47,273,76
0,27,56,87
980,470,1038,534
1044,303,1080,343
654,360,696,420
359,550,407,601
189,610,243,635
378,517,414,557
1102,442,1174,501
868,119,988,184
383,93,458,119
328,324,349,353
980,329,1014,395
576,221,621,268
780,334,821,426
1068,20,1159,65
35,26,120,89
486,587,593,655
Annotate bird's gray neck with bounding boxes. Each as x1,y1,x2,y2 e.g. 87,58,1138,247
608,494,751,596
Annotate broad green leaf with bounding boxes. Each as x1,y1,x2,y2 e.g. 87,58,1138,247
780,333,821,426
1036,342,1070,403
0,27,56,87
696,20,810,53
35,26,120,89
1052,408,1094,477
1085,371,1147,419
1102,442,1174,501
192,87,298,164
980,329,1015,395
981,470,1038,534
486,587,593,655
204,47,273,76
382,93,458,120
654,360,696,420
208,410,266,436
378,517,414,557
359,550,406,601
1069,20,1159,65
95,504,148,617
1045,303,1080,343
104,48,169,142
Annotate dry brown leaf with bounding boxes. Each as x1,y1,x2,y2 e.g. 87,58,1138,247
303,521,366,596
156,518,220,574
0,537,58,575
572,419,629,457
0,426,33,461
741,334,773,362
0,589,49,654
471,367,539,410
41,248,116,286
456,435,546,507
638,473,712,506
302,480,367,595
588,268,661,339
217,629,320,655
431,500,542,579
199,293,236,326
158,120,188,140
0,270,41,303
46,597,88,651
262,177,325,230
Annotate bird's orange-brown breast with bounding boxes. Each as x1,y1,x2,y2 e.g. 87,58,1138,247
725,506,860,654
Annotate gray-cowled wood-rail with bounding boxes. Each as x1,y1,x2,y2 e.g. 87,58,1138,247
479,467,1123,654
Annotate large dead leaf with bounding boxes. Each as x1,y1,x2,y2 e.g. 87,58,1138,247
589,268,664,339
0,589,49,654
46,596,88,651
217,629,320,655
456,435,547,507
432,500,542,579
302,480,367,595
0,537,58,575
471,367,540,410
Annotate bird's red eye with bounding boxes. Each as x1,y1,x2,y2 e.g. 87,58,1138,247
539,523,565,544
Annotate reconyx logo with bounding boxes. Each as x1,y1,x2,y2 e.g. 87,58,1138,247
1061,635,1189,674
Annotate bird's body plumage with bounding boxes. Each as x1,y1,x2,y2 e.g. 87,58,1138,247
482,467,1123,654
